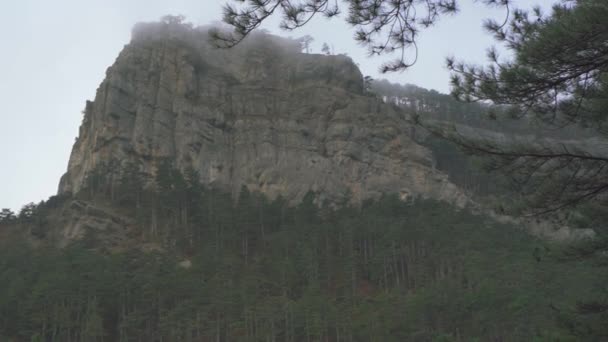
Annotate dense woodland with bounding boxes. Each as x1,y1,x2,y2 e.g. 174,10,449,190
0,162,605,341
2,1,608,340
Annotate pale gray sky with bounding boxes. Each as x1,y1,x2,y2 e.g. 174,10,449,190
0,0,556,212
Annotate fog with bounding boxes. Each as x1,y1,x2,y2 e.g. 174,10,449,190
0,0,556,211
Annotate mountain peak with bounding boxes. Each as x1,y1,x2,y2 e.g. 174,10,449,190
58,21,467,208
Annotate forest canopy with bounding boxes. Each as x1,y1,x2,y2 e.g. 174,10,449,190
1,163,604,341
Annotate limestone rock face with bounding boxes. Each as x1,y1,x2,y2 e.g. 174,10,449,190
59,23,467,207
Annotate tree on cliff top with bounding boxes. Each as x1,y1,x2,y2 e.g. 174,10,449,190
321,42,331,55
0,209,15,223
298,34,314,53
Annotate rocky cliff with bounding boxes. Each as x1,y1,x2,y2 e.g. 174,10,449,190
58,21,467,207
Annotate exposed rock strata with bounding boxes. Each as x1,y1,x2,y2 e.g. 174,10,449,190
59,23,468,207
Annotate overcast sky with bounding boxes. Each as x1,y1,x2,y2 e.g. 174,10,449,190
0,0,556,211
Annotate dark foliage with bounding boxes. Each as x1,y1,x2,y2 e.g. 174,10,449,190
1,163,603,341
443,0,608,214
